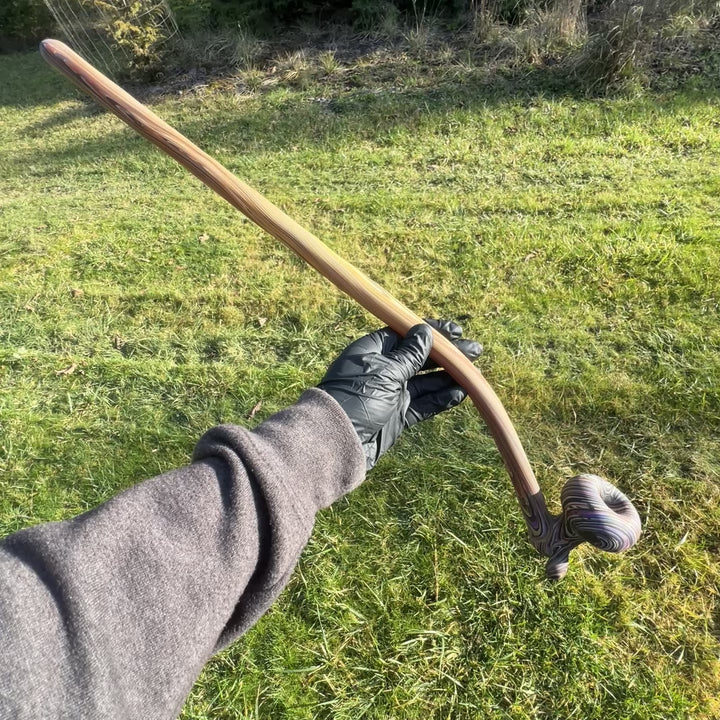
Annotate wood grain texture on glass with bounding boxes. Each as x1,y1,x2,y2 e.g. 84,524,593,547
40,39,642,579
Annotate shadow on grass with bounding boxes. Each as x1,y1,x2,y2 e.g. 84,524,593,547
0,51,82,108
20,102,104,136
6,35,719,167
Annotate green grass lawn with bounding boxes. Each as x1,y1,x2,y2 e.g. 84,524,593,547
1,46,719,719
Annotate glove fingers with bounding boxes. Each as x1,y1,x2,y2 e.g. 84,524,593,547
453,338,483,361
386,324,434,382
320,327,401,384
339,326,400,357
425,318,462,342
407,369,458,400
406,371,468,427
422,318,483,370
324,320,480,376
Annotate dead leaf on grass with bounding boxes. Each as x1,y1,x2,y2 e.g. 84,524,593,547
56,363,78,376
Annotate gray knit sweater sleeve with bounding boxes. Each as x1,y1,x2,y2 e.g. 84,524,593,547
0,388,365,720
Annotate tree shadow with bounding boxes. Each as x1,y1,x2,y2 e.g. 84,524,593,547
0,51,81,109
5,38,719,181
20,102,104,137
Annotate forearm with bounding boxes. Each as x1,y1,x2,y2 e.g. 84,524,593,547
0,389,364,720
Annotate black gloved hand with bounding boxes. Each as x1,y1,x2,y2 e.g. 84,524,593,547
318,319,482,470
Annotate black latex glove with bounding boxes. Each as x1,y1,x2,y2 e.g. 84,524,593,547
319,319,482,470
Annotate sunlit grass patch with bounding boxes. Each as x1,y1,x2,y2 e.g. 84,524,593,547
1,48,719,719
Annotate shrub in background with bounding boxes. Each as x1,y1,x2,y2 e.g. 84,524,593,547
4,0,718,94
0,0,56,51
167,0,485,33
571,1,644,90
166,23,265,72
571,0,720,91
93,0,171,71
167,0,214,30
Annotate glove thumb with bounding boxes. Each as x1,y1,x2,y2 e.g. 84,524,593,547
387,323,434,383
